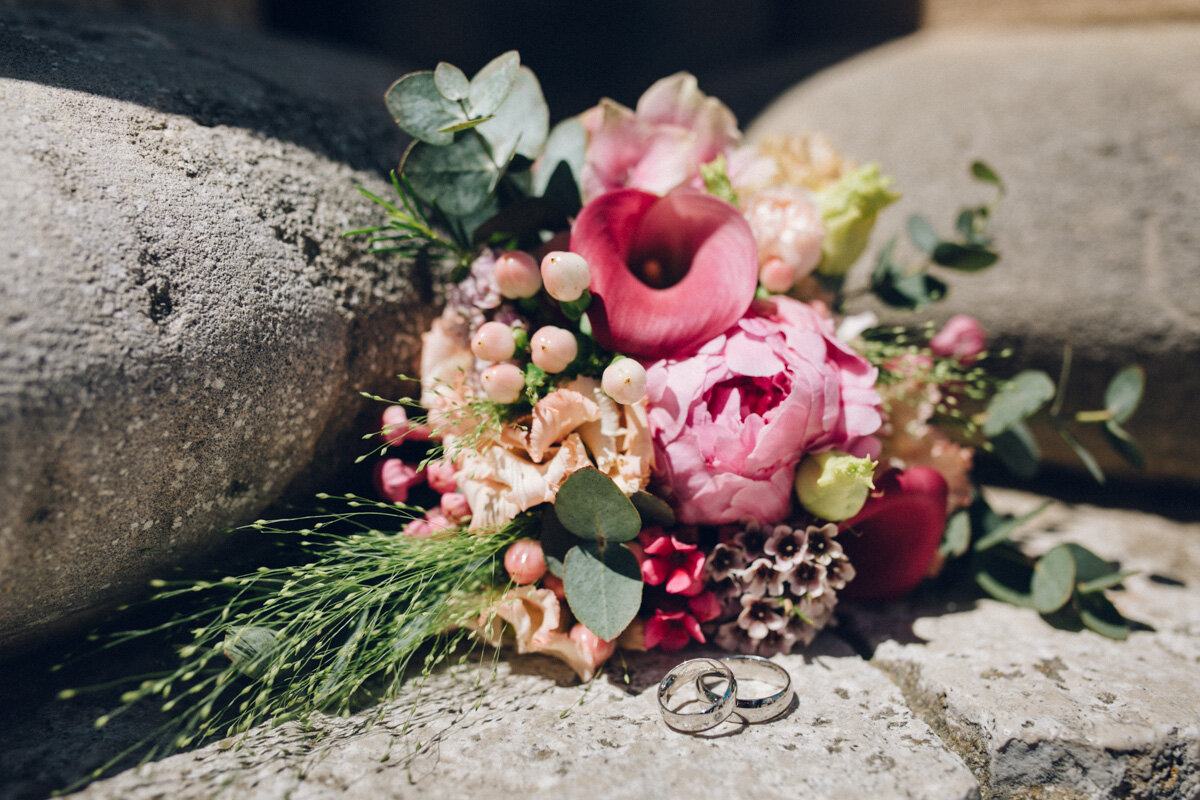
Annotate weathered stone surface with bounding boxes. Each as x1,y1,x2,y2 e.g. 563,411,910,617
0,8,424,651
841,489,1200,799
51,639,979,800
749,25,1200,488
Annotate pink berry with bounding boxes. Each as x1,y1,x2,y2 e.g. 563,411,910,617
601,358,647,404
504,538,547,585
494,251,542,299
759,256,796,293
542,572,566,599
540,251,591,302
373,459,423,504
481,363,525,404
426,461,458,494
439,491,471,522
530,326,578,373
471,321,516,362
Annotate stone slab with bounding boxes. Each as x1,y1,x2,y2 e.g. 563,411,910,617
748,25,1200,488
52,638,980,800
841,489,1200,799
0,8,426,651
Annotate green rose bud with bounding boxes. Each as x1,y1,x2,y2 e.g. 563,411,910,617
815,163,900,277
795,450,878,521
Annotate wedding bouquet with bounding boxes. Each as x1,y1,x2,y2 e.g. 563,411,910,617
75,51,1145,769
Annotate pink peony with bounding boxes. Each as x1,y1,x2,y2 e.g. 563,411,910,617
930,314,986,365
579,72,740,203
570,188,758,359
645,296,883,526
839,467,948,601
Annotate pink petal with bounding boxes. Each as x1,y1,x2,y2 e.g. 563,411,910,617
641,556,669,586
642,615,667,649
688,592,723,623
681,613,704,643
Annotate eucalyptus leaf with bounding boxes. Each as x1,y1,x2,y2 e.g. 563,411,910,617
436,116,494,134
402,134,500,217
955,209,978,241
1064,543,1120,584
385,72,467,146
477,66,549,161
434,62,470,101
1105,365,1145,425
468,50,520,118
563,542,643,641
973,544,1036,608
1030,545,1076,613
906,214,939,255
971,160,1003,187
1077,571,1133,594
532,117,585,200
1075,591,1129,640
931,241,999,271
1051,418,1105,484
974,499,1051,551
984,371,1056,437
940,507,972,559
539,506,574,579
1103,421,1146,469
991,421,1041,479
632,491,676,528
554,468,642,543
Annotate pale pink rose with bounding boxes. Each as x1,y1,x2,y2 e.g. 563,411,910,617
579,72,740,203
741,185,825,280
930,314,986,365
645,296,883,526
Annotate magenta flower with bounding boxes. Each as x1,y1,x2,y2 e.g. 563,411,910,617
579,72,740,202
641,593,718,652
645,296,883,526
639,527,706,596
570,189,758,359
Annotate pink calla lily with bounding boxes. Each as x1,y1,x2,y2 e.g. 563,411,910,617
570,188,758,359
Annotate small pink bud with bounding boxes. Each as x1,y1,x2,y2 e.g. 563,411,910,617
601,358,647,404
471,321,516,362
481,363,525,404
439,491,471,522
494,250,542,299
930,314,987,365
530,326,578,373
540,251,591,302
425,511,454,533
380,405,431,446
373,459,423,504
403,518,434,538
504,538,547,585
569,623,616,668
426,461,458,494
759,256,796,294
542,572,566,599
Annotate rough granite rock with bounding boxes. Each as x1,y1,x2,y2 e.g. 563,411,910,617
0,7,425,651
841,489,1200,800
748,25,1200,488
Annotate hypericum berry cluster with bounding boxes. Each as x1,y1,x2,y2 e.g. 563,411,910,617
467,249,647,407
705,520,855,656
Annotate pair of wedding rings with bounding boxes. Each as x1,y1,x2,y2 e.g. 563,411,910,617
657,655,794,733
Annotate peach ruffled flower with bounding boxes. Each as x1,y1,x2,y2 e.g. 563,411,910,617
472,587,613,681
457,377,653,530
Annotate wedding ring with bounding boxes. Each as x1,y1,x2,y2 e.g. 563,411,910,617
657,657,737,733
697,655,794,723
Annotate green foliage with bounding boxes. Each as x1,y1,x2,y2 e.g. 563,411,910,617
546,469,673,642
942,492,1135,639
563,542,643,641
403,133,504,217
68,501,522,778
984,371,1056,438
344,172,470,262
867,161,1003,310
700,154,738,205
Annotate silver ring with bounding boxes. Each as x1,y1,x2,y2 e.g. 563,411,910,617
657,657,737,733
696,655,793,723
